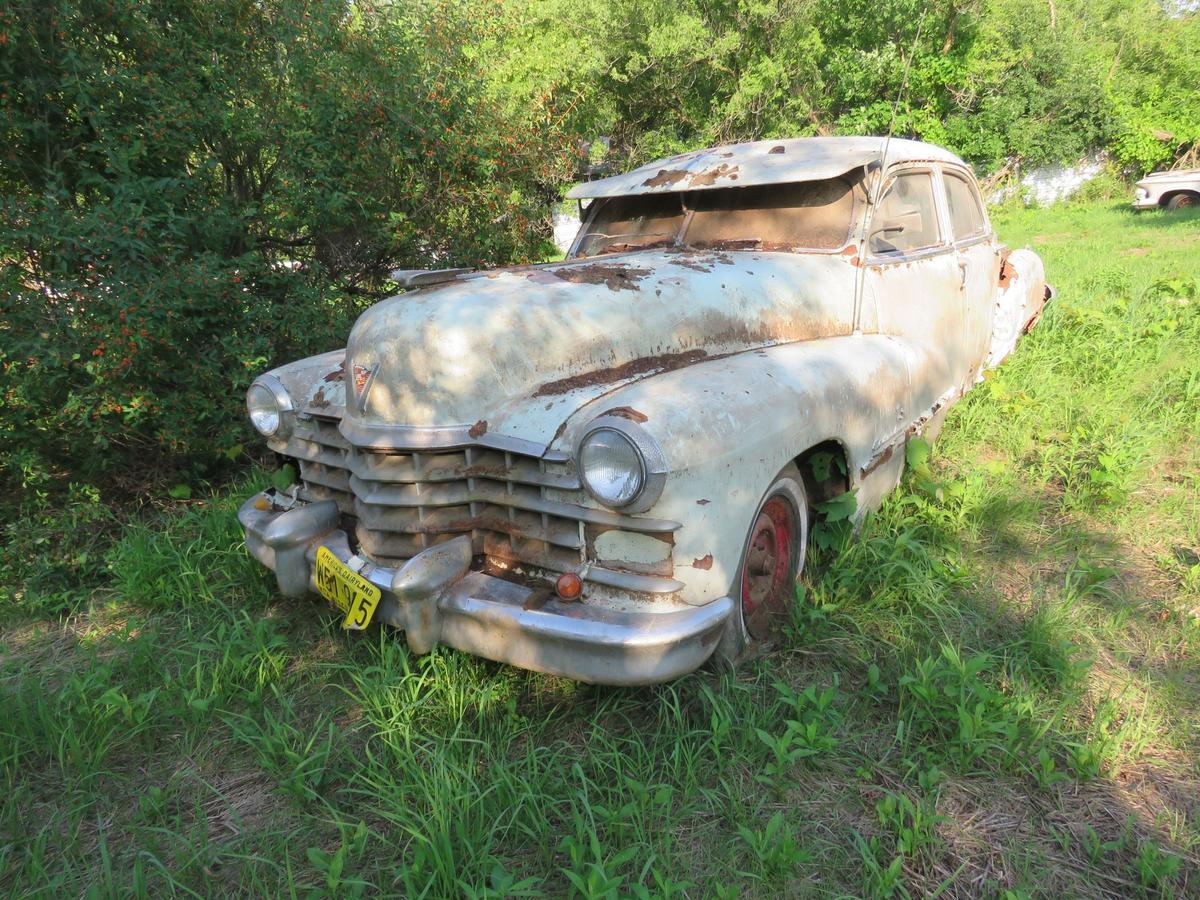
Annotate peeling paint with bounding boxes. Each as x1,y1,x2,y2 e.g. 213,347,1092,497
533,349,709,397
601,406,649,423
688,163,739,187
643,169,688,189
468,419,488,439
542,264,652,292
691,554,714,570
859,442,895,478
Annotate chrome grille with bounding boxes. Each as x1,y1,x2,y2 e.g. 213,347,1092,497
280,416,681,592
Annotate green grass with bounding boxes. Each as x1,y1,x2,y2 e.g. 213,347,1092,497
2,200,1199,898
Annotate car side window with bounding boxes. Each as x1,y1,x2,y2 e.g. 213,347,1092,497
869,171,940,256
943,171,987,241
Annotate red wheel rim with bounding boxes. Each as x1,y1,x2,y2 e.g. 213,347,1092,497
740,495,797,639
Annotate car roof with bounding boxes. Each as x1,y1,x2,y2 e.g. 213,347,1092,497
567,136,966,200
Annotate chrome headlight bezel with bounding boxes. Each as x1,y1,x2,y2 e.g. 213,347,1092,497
575,415,668,513
247,373,294,438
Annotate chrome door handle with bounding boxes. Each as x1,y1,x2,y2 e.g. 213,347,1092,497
957,260,968,288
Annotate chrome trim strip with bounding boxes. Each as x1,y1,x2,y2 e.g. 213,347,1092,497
585,564,685,594
338,418,570,462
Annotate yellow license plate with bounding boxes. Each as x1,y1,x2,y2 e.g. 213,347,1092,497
314,546,381,631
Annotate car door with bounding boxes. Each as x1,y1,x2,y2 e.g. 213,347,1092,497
860,167,963,426
941,167,998,380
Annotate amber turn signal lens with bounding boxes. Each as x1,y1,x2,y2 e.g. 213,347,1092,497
555,572,583,600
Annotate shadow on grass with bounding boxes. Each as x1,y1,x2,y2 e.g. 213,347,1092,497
1,470,1197,898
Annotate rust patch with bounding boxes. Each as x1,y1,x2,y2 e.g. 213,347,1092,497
998,252,1017,288
768,145,785,154
671,256,713,273
468,419,488,439
522,588,554,611
543,264,652,292
533,349,708,397
323,362,345,383
311,386,331,409
642,168,688,188
691,554,713,570
601,406,649,423
860,443,895,478
687,163,739,187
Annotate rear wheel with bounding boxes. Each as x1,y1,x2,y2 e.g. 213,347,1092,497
1166,193,1198,211
716,465,808,665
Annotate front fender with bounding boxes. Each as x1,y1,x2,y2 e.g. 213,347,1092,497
551,335,914,605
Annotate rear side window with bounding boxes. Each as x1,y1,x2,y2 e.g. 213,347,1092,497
869,171,941,255
683,178,856,250
943,171,987,241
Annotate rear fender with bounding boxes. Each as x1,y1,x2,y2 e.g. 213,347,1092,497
987,249,1049,369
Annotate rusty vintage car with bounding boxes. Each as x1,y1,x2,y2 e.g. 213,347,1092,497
1132,168,1200,211
238,137,1051,685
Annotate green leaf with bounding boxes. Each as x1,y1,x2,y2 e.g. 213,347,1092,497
906,437,932,469
167,484,192,500
816,491,857,523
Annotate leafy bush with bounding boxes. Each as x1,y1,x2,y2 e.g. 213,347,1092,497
0,0,573,497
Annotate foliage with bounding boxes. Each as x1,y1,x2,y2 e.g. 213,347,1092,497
490,0,1200,173
0,0,573,498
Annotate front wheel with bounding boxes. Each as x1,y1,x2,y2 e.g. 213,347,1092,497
1166,193,1198,212
716,464,808,666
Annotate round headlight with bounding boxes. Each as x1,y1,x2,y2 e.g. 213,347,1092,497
576,416,669,512
247,376,292,437
579,428,645,507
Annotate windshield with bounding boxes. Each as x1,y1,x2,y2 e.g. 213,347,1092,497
572,176,858,258
572,193,686,257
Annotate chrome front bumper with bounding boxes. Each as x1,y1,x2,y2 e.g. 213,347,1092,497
238,490,731,685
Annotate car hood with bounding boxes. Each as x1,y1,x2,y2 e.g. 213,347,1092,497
338,248,859,449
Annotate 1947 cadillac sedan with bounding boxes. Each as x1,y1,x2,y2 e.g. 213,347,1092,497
238,137,1051,685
